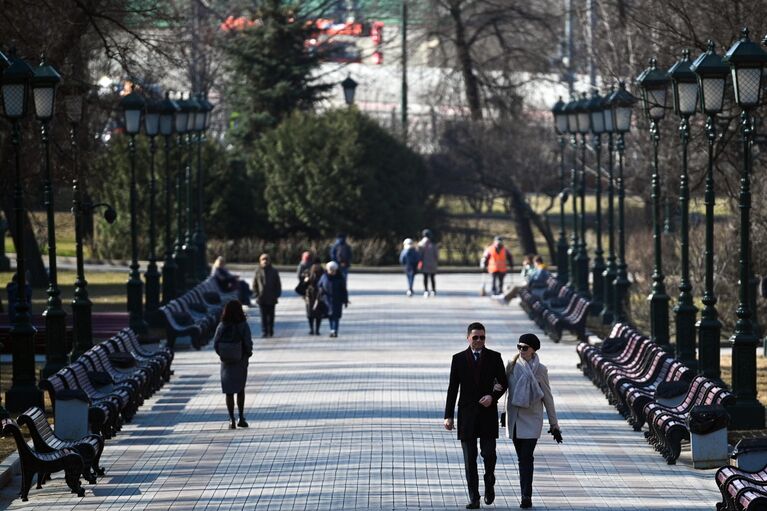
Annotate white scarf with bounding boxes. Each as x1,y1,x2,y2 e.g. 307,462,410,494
511,354,544,408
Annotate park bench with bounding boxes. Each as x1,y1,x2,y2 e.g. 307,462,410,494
1,418,85,501
643,375,734,464
518,278,593,342
63,361,139,422
40,373,119,439
622,357,692,430
111,328,173,386
80,344,152,401
159,303,206,350
18,406,104,484
715,464,767,511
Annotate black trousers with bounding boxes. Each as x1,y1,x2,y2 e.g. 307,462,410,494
259,303,275,335
422,273,436,292
461,437,496,502
491,272,506,294
512,427,538,498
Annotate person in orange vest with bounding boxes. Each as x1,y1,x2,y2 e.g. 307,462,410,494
481,236,514,295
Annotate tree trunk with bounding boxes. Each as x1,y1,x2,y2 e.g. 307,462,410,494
3,194,48,288
449,1,482,121
508,188,537,257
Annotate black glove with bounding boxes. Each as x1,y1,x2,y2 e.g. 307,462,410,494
548,427,563,444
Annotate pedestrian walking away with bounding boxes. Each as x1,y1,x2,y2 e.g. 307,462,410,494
418,228,439,297
303,261,326,335
481,236,513,296
252,253,282,338
399,238,421,297
297,251,312,282
444,322,508,509
502,333,562,509
330,233,353,283
318,261,349,338
213,300,254,430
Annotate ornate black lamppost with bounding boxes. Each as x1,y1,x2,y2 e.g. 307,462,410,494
564,98,580,288
588,90,606,309
3,50,44,411
143,99,162,325
722,27,767,429
193,93,213,281
182,93,199,288
31,57,66,378
119,87,149,337
691,40,727,380
607,82,636,323
668,49,700,369
341,74,358,106
574,92,591,296
600,86,618,324
173,93,190,292
551,97,569,284
159,92,179,304
637,58,671,350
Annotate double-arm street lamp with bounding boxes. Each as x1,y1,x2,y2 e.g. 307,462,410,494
2,49,44,411
690,40,728,381
574,92,591,296
143,99,162,325
600,85,618,325
159,92,179,304
607,82,636,323
173,93,190,292
551,97,569,284
668,49,700,369
588,90,606,309
119,87,149,337
637,58,671,351
182,94,199,289
31,56,66,379
193,93,213,281
722,27,767,429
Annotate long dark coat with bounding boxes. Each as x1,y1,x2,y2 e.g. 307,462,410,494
304,270,325,319
213,321,254,394
252,265,282,305
318,272,348,320
444,347,507,440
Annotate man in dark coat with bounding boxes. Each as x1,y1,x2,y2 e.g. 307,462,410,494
252,253,282,337
444,322,508,509
330,233,353,283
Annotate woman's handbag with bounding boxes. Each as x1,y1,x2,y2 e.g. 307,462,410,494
295,280,308,296
218,326,243,363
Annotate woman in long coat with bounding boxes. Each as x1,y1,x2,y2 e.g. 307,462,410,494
418,229,439,297
213,300,254,429
504,333,560,509
318,261,348,338
303,262,325,335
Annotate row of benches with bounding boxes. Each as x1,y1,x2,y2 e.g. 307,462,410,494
159,277,237,350
518,276,592,342
576,322,734,464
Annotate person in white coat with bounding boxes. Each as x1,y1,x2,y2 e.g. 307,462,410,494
502,333,561,509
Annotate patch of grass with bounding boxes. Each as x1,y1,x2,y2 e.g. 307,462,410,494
0,271,128,313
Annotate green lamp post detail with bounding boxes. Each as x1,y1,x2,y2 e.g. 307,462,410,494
143,98,162,326
159,92,179,304
32,56,67,378
3,49,44,412
182,93,200,288
173,93,190,292
118,86,149,338
588,90,606,309
668,49,700,370
722,27,767,429
193,93,213,281
607,82,636,323
564,98,580,289
574,92,591,296
691,40,728,381
637,58,671,351
551,97,569,284
600,85,617,325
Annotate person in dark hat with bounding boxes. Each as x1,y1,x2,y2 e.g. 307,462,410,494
501,333,561,509
444,322,508,509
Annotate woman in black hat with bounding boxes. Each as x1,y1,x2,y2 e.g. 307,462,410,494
500,333,561,508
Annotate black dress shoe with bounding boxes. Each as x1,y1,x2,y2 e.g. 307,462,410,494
484,487,495,505
520,496,532,508
465,501,480,510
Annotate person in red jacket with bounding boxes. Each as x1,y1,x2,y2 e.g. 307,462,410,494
481,236,514,296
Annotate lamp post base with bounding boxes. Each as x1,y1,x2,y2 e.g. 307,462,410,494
556,237,569,284
600,265,617,325
697,316,722,380
70,297,93,362
173,251,188,293
591,255,606,312
127,270,149,337
727,401,766,430
648,291,671,352
613,273,631,323
41,306,68,378
576,253,590,297
144,260,162,327
161,258,178,304
674,302,698,371
7,320,44,412
5,384,43,413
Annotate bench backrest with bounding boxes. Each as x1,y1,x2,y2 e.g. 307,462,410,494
18,406,56,446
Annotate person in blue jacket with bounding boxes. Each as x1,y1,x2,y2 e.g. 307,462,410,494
399,238,421,297
318,261,349,338
330,233,353,283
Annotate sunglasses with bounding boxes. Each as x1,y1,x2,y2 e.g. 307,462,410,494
471,335,486,341
517,344,530,352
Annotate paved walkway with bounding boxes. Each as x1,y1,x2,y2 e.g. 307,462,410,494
0,273,720,510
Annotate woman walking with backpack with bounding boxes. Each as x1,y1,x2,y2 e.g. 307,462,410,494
213,300,254,429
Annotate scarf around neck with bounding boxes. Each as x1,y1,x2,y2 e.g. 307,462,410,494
511,354,544,408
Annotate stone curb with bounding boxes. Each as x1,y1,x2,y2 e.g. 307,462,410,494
0,452,19,490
